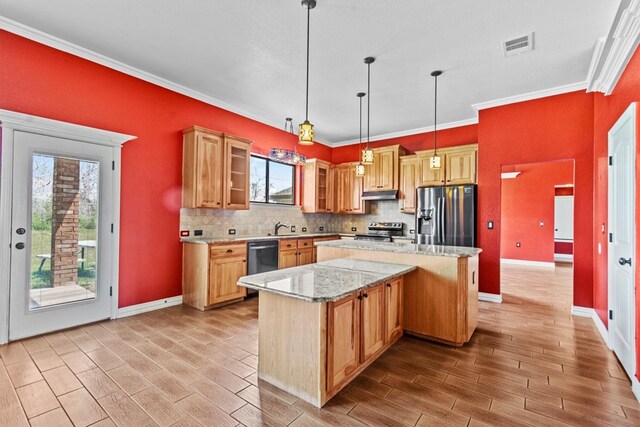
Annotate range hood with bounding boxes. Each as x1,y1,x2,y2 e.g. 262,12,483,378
361,190,398,200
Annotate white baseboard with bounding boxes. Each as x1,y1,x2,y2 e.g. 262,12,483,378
500,258,555,268
633,376,640,403
592,310,612,349
554,253,573,262
116,295,183,318
570,306,594,318
478,292,502,303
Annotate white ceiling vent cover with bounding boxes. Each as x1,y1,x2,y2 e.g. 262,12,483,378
503,33,534,57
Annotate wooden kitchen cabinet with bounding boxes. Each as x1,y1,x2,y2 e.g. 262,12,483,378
399,155,420,213
360,284,386,363
312,235,340,262
336,163,367,214
364,145,406,192
182,126,251,210
279,239,315,268
182,242,247,311
302,159,334,213
385,278,403,342
415,144,477,187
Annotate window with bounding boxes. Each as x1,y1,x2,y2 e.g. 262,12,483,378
250,155,295,205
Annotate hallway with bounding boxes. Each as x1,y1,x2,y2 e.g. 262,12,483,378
0,264,639,426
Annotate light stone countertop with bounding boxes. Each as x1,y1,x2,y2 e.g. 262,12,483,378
181,232,350,244
315,239,482,257
237,258,416,303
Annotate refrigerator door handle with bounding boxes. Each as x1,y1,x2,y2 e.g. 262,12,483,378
440,196,446,244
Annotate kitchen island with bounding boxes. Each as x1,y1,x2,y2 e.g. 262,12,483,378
316,240,482,346
237,258,416,407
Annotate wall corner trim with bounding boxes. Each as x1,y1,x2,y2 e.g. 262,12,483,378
478,292,502,303
116,295,183,318
588,0,640,95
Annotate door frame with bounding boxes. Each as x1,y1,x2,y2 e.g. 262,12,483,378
0,109,135,344
607,102,636,378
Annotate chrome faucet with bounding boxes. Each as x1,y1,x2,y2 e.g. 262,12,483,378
275,221,290,236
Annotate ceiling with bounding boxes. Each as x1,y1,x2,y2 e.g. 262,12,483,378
0,1,619,145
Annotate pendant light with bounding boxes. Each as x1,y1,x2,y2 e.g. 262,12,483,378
430,70,443,169
362,56,375,164
355,92,366,177
298,0,316,145
269,118,307,165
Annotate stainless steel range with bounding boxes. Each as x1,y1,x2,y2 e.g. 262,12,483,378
354,222,404,242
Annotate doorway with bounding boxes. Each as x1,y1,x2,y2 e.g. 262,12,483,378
607,102,636,381
0,110,133,343
499,160,575,306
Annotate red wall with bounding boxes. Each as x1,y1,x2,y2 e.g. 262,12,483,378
331,124,478,164
477,91,595,307
500,160,574,262
0,30,332,307
593,45,640,380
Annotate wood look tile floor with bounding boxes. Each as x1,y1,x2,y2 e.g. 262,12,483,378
1,263,639,426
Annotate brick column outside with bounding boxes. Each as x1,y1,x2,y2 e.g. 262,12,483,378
51,158,80,287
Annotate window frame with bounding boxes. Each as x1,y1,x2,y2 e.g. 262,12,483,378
249,154,296,206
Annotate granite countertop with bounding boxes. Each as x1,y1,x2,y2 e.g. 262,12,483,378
237,258,416,302
181,232,347,244
315,239,482,258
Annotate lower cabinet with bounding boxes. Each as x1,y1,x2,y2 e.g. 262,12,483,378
182,242,247,311
326,279,403,395
279,238,316,268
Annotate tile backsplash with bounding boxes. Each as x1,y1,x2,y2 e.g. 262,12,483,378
180,200,415,238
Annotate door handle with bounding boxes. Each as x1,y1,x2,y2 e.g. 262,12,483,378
619,257,632,266
15,242,25,250
16,228,26,235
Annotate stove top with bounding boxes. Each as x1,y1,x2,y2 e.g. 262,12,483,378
354,222,404,242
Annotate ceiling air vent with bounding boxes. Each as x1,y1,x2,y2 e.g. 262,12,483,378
503,33,534,57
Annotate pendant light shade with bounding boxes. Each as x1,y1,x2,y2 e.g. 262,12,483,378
298,0,316,145
430,70,443,170
355,92,366,177
362,56,375,165
270,118,307,165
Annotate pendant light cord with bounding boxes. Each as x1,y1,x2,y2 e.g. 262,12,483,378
434,73,438,154
305,4,310,121
367,62,371,147
359,95,363,149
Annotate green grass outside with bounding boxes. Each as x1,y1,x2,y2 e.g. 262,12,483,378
30,228,97,293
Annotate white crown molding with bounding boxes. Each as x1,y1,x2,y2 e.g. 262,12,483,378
586,38,606,84
472,81,588,111
0,109,136,146
500,258,555,268
588,0,640,95
116,295,183,318
478,292,502,303
331,118,479,147
0,16,332,147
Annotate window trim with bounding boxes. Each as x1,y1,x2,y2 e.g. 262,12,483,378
249,154,296,206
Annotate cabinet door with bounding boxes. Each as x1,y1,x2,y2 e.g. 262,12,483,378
298,248,314,266
350,166,365,214
223,137,251,210
316,162,330,212
385,279,403,342
327,293,360,392
279,249,298,269
419,153,445,186
363,160,377,192
446,149,476,185
208,256,247,305
400,158,419,213
377,150,396,190
360,284,385,363
337,167,350,213
195,133,223,208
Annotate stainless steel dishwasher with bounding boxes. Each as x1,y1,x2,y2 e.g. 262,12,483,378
246,240,279,295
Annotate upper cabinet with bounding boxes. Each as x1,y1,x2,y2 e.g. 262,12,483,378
399,155,420,213
302,159,334,213
336,163,368,214
363,145,406,192
182,126,251,210
415,144,477,187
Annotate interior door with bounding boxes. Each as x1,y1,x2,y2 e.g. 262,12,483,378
9,131,114,340
554,196,574,240
608,103,636,379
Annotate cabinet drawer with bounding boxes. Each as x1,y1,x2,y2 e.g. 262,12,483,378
280,239,298,250
210,244,247,258
297,239,313,249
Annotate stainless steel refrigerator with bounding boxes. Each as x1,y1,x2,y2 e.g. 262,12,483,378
415,184,477,247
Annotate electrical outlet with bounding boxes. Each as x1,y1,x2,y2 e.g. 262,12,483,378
180,230,190,237
228,229,236,235
487,221,494,229
516,242,521,247
302,227,307,232
351,227,357,232
291,226,296,232
319,226,324,231
409,229,415,234
539,221,544,227
194,230,203,236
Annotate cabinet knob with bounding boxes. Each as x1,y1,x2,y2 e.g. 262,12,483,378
216,202,221,205
386,283,391,288
357,295,363,300
363,293,368,298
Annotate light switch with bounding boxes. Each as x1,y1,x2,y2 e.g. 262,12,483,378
487,221,494,230
539,221,544,227
598,242,602,254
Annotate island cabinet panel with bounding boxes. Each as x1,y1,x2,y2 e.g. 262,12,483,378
360,284,386,363
182,242,247,311
385,278,403,342
327,294,361,392
312,236,341,262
